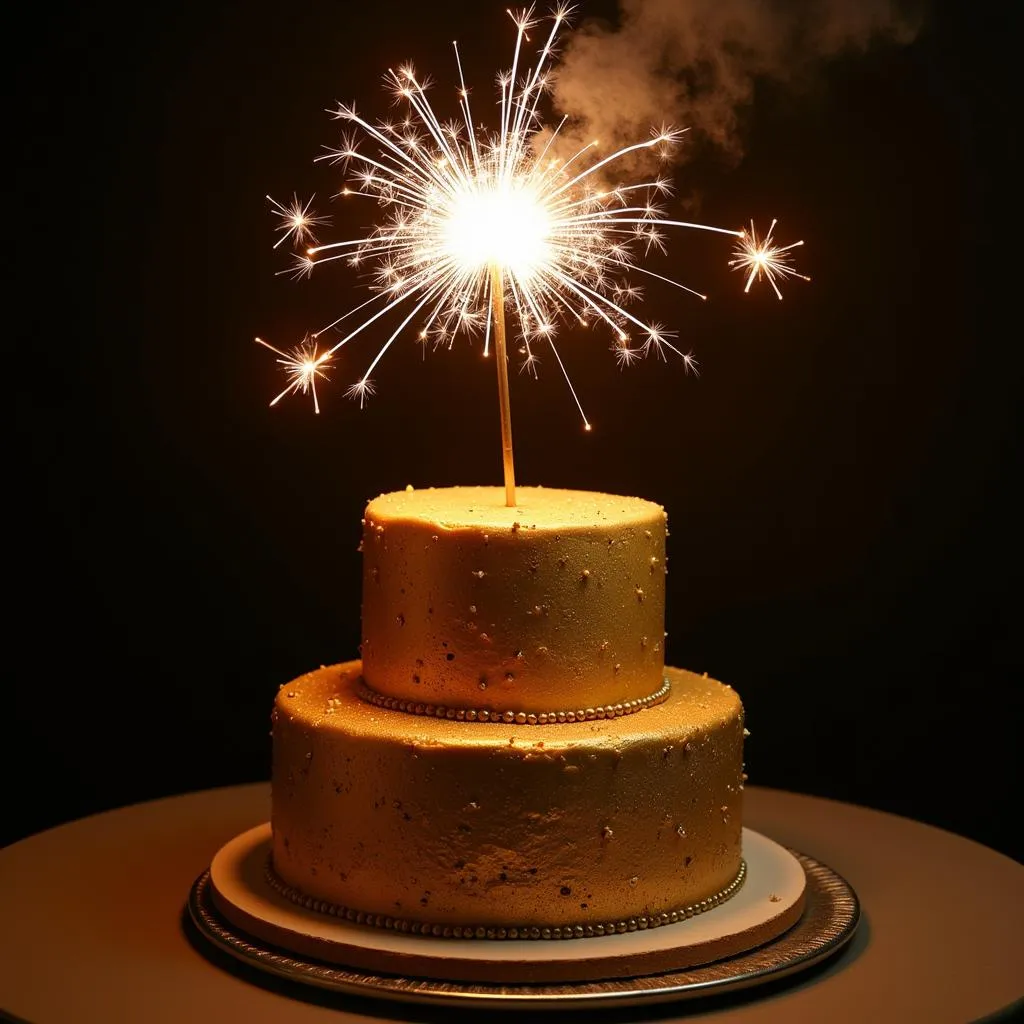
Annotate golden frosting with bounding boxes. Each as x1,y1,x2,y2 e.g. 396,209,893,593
361,486,667,713
271,662,744,929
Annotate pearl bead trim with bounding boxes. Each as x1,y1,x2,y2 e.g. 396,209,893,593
264,858,746,941
355,676,671,724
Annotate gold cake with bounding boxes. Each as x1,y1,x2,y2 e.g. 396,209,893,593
270,486,746,936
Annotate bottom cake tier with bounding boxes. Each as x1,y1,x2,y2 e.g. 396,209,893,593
271,662,745,933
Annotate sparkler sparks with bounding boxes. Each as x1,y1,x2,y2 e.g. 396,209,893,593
255,336,332,414
730,219,811,300
267,193,330,250
260,5,807,502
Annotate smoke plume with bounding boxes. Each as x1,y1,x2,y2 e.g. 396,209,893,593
551,0,921,170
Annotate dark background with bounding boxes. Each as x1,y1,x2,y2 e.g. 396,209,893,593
7,0,1019,860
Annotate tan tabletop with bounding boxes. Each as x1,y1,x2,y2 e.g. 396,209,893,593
0,783,1020,1023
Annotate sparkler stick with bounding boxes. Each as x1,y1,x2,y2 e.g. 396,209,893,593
259,5,808,501
490,266,517,505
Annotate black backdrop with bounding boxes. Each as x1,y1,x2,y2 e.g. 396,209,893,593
8,0,1019,861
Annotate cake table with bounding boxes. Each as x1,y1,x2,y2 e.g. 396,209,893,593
1,783,1021,1023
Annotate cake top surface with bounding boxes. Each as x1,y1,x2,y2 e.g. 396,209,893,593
366,486,665,532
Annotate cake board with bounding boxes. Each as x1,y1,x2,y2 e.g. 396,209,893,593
188,824,860,1006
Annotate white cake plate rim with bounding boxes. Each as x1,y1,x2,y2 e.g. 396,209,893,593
187,824,859,1007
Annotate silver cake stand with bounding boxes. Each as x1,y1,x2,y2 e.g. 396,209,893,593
187,824,859,1009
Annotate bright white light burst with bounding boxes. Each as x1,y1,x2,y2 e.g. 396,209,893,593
260,5,807,424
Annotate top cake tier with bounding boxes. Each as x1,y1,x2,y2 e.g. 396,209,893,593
360,486,667,714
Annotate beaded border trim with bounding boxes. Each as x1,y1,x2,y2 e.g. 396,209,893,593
355,676,671,725
265,857,746,941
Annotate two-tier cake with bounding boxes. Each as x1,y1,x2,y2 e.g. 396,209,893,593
269,485,746,939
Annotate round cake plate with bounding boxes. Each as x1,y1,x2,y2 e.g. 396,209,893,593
187,825,860,1008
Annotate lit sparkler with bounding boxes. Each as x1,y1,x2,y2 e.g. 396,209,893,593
260,5,806,504
730,218,811,300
